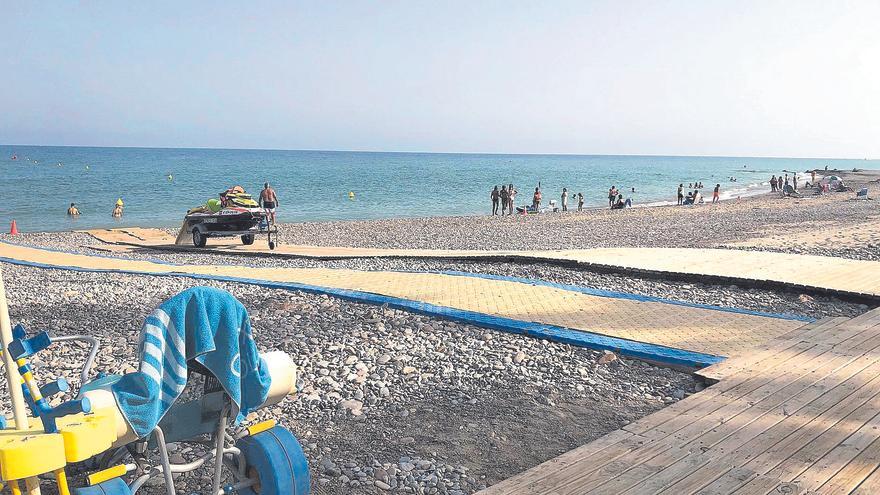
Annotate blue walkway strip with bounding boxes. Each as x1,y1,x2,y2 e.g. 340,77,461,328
0,254,726,369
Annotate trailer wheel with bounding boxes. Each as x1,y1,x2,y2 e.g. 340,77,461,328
192,229,207,248
236,426,310,495
268,241,276,250
241,234,255,245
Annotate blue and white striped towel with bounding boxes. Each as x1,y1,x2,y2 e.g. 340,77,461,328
111,287,272,438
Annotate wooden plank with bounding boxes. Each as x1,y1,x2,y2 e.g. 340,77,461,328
726,355,880,467
657,353,880,494
618,453,710,494
478,430,641,494
791,410,880,492
697,318,846,382
540,440,675,495
694,466,758,495
480,312,880,495
559,344,851,494
850,465,880,494
732,384,880,493
633,339,824,438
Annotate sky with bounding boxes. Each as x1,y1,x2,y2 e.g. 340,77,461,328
2,1,879,158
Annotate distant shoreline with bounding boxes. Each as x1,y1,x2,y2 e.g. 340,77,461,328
4,143,879,162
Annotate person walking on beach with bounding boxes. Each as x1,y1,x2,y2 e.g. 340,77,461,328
259,182,279,225
500,185,509,215
508,184,516,215
713,184,720,203
770,175,778,192
577,192,584,211
561,188,568,212
533,187,542,210
490,185,500,215
67,203,80,216
677,184,684,205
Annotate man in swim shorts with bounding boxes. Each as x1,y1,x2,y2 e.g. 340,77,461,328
259,182,279,224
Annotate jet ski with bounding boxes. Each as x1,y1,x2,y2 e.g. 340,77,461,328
183,186,278,249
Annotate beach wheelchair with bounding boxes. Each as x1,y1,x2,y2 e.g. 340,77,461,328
0,287,309,495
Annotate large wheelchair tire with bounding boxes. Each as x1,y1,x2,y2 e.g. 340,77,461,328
241,234,255,245
236,426,310,495
73,478,132,495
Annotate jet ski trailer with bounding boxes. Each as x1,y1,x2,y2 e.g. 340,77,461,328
184,207,280,250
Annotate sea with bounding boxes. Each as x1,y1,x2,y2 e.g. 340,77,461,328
1,145,876,233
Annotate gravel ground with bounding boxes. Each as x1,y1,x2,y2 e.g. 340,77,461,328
1,263,698,494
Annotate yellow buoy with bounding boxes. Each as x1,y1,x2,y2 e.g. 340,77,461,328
348,191,355,199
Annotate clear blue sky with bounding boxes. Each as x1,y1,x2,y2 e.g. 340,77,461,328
3,1,878,158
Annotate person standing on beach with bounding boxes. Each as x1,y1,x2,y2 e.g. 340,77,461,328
508,184,516,215
259,182,279,225
533,187,542,210
608,186,617,207
770,175,777,192
713,184,720,203
677,184,684,205
490,185,500,215
577,192,584,211
500,185,509,215
793,174,798,190
561,188,568,212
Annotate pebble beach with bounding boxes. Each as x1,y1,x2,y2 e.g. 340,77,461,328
0,168,877,494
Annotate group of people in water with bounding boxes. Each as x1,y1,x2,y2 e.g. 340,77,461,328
66,198,126,217
676,183,721,205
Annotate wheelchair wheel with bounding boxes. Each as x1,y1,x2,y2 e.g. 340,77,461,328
73,478,132,495
236,426,310,495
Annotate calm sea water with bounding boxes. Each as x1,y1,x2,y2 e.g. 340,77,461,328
1,145,876,233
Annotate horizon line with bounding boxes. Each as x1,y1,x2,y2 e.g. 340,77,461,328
1,142,875,162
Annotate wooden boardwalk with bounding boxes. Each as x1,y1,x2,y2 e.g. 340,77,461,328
479,307,880,495
85,229,880,301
